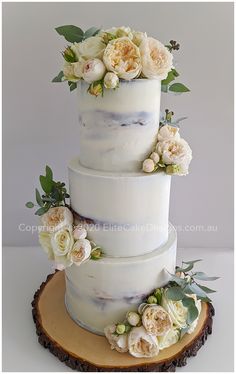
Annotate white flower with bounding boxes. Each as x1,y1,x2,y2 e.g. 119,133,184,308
142,305,172,336
150,152,160,164
103,37,142,80
104,26,133,39
161,292,188,329
140,37,173,80
142,158,155,173
71,36,105,60
187,295,202,334
128,326,159,358
157,138,192,167
127,311,141,327
132,31,147,46
51,227,74,257
157,125,180,142
69,238,91,266
73,60,85,79
157,328,180,350
104,324,128,353
104,72,119,89
41,207,73,233
39,231,54,260
82,58,106,83
63,62,78,82
73,227,87,240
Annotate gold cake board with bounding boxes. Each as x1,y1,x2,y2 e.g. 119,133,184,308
32,271,214,372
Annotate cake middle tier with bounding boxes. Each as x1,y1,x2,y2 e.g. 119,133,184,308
69,158,171,257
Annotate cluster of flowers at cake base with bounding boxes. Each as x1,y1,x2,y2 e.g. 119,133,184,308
39,206,103,270
142,124,192,176
52,25,190,95
104,276,201,358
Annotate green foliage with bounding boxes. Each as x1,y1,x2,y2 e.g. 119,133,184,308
52,71,64,83
25,165,70,216
169,83,190,93
84,27,101,39
55,25,101,43
68,81,77,91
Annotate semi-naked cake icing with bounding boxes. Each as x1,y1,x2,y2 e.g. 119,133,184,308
28,25,210,363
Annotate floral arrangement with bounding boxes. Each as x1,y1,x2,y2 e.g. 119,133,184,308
142,110,192,176
104,259,218,358
26,166,103,270
52,25,190,96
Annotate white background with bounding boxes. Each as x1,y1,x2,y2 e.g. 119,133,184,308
2,2,234,249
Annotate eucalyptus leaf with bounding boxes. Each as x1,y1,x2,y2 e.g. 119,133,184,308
46,165,53,181
39,175,53,194
176,263,194,272
193,272,219,281
55,25,84,43
35,188,43,207
35,207,47,216
174,116,188,124
169,273,187,287
25,202,34,208
184,283,211,302
52,71,64,83
166,286,185,301
183,259,202,265
187,304,199,324
169,83,190,93
84,27,101,39
196,284,216,294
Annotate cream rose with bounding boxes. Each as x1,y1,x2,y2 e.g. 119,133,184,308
39,231,54,260
82,58,106,83
142,305,172,336
140,37,173,80
73,227,87,240
150,152,160,164
104,72,119,89
69,238,91,266
157,138,192,166
161,292,188,329
71,36,105,60
41,207,73,233
142,158,155,173
132,31,147,46
103,37,142,80
157,125,180,142
51,227,74,257
128,326,159,358
104,324,128,353
157,328,180,350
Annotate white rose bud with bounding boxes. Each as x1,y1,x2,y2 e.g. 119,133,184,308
142,158,155,173
73,227,87,240
104,72,119,89
150,152,160,164
127,311,141,327
82,58,106,83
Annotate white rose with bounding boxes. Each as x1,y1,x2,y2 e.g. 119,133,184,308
140,37,173,80
103,37,142,80
157,125,180,142
157,328,180,350
142,305,172,336
41,207,73,233
132,31,147,46
51,227,74,257
69,238,91,266
39,231,54,260
105,26,133,39
54,254,72,269
128,326,159,358
158,138,192,166
161,292,188,329
142,158,155,173
127,311,141,327
104,324,128,353
150,152,160,164
104,72,119,89
82,58,106,83
71,36,105,60
73,227,87,240
187,295,202,334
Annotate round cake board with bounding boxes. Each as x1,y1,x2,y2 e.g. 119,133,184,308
32,271,214,372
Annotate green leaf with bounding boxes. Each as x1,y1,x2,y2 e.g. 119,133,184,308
52,71,64,83
176,263,194,273
55,25,84,43
35,207,46,216
69,82,77,91
39,175,53,194
196,284,216,294
183,259,202,265
193,272,219,281
161,69,179,85
182,296,199,324
184,283,211,302
166,286,185,301
84,27,101,39
25,202,34,208
168,273,187,287
46,165,53,181
35,188,43,207
161,84,169,93
169,83,190,93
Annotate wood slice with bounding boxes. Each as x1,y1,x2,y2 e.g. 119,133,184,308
32,271,215,372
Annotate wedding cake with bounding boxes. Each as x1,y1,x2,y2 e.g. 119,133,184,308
27,26,216,360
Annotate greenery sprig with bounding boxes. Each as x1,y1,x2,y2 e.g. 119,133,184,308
159,109,188,128
25,166,70,216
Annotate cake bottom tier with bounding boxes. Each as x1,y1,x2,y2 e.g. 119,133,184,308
65,224,177,335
